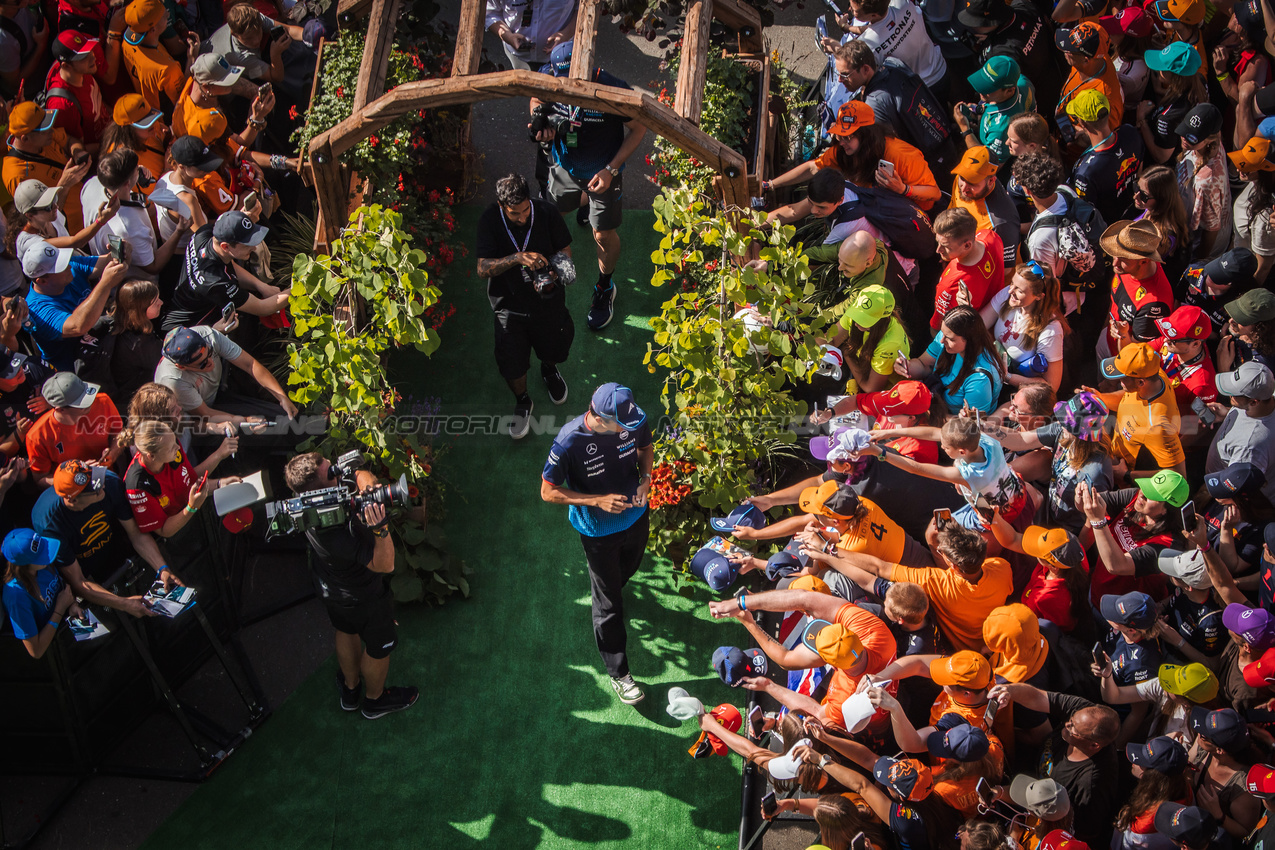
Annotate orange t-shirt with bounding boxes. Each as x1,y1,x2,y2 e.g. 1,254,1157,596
813,137,938,210
821,603,897,730
192,171,237,215
122,38,185,112
3,130,84,230
932,733,1006,818
889,559,1013,652
1058,61,1124,134
24,394,122,476
932,230,1005,330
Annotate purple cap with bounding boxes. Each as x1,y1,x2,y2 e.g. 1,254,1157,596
1054,392,1108,441
1223,603,1275,649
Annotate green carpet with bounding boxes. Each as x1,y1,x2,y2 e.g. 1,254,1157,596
139,208,749,849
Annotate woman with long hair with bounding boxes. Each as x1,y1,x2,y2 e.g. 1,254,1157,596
1005,113,1060,228
1113,738,1191,850
1217,289,1275,372
110,280,164,410
1133,165,1191,281
897,306,1005,415
976,261,1066,392
1232,142,1275,284
1135,49,1208,164
102,95,171,197
122,420,237,538
835,284,910,394
813,794,891,850
2,528,80,659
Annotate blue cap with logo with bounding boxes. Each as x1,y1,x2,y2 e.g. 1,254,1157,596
590,382,645,430
712,645,768,686
548,41,574,76
927,714,991,761
2,528,61,567
709,503,766,534
690,545,738,592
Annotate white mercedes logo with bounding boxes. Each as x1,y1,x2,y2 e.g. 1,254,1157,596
586,443,598,455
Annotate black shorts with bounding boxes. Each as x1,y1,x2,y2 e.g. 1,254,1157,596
323,593,398,659
493,308,575,380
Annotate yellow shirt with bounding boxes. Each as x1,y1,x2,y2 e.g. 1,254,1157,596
832,495,908,565
888,558,1013,652
1096,374,1185,470
121,38,184,112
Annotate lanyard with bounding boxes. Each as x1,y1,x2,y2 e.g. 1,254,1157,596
501,202,534,253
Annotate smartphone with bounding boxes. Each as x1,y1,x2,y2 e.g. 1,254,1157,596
761,791,777,818
258,82,273,98
221,302,236,324
877,159,896,177
1181,501,1197,532
983,698,999,728
958,280,970,301
976,777,994,804
850,834,869,850
816,14,829,43
107,235,124,262
934,507,953,526
243,190,259,211
269,25,285,40
198,470,209,491
1092,641,1105,669
74,150,90,165
1191,396,1217,425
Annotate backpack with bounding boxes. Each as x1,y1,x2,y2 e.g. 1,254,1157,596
830,183,938,260
1026,185,1109,290
34,84,81,123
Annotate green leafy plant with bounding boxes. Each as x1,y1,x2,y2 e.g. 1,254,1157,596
289,204,470,603
644,186,827,568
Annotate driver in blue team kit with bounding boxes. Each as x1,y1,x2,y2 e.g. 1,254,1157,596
541,382,654,704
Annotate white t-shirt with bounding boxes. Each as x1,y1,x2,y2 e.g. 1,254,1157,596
81,178,158,267
1133,678,1192,741
1113,56,1149,106
853,0,946,88
15,214,69,268
152,172,196,244
1026,194,1080,315
989,287,1064,367
1234,181,1275,259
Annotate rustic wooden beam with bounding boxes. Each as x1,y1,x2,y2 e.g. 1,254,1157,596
675,0,712,123
752,48,770,180
712,0,764,52
336,0,372,20
352,0,400,112
453,0,485,77
568,0,602,79
309,70,748,189
310,137,348,250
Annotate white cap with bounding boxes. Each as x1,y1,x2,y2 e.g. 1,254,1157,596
22,240,71,279
841,692,875,733
766,737,812,780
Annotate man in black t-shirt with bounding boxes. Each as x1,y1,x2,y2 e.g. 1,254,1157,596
161,211,290,333
283,452,419,720
958,0,1063,108
0,347,50,452
990,682,1119,849
1181,248,1256,352
1067,90,1145,225
476,173,574,439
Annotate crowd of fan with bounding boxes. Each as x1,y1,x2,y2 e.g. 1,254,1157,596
0,0,321,658
664,0,1275,848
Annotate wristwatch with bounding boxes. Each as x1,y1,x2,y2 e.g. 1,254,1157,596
605,165,620,177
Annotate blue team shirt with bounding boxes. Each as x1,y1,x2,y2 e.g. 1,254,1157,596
1103,633,1163,686
25,256,103,371
537,66,631,182
3,568,65,639
33,471,134,580
543,414,651,537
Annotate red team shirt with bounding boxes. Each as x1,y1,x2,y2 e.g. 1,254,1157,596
1148,336,1218,408
932,231,1004,330
124,450,198,533
1106,267,1174,353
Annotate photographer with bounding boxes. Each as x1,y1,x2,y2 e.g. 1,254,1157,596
282,452,418,720
476,173,574,440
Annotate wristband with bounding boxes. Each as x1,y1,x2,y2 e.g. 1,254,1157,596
269,153,287,170
1198,539,1212,553
48,612,63,626
247,118,266,129
1089,518,1110,529
739,592,747,611
1216,74,1231,82
371,527,389,539
184,504,198,516
761,180,771,191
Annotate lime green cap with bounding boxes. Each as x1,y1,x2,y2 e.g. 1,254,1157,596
1136,469,1190,508
839,284,895,331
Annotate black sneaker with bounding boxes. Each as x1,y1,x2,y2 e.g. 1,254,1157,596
543,366,568,405
361,685,419,720
587,284,616,331
576,205,589,227
337,672,361,712
510,396,533,440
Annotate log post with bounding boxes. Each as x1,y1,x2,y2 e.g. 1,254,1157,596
353,0,401,111
675,0,712,123
310,138,348,252
453,0,485,77
568,0,601,79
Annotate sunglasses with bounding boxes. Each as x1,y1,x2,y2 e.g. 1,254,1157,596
1024,260,1045,278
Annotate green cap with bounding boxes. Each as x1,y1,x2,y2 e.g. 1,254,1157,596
1136,469,1190,508
968,55,1020,95
1226,288,1275,325
839,284,895,330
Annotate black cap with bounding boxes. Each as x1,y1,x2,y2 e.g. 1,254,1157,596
1175,103,1223,145
171,135,224,172
957,0,1012,28
1153,803,1215,846
212,211,268,247
1202,247,1257,287
0,346,25,380
1258,82,1275,117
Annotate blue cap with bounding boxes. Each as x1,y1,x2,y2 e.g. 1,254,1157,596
548,40,574,76
1127,736,1188,773
1189,707,1250,752
2,528,61,566
590,382,645,430
1205,463,1266,499
927,718,990,761
1258,116,1275,140
766,539,809,581
1100,591,1157,629
162,327,207,366
712,645,767,686
690,546,738,592
709,503,766,533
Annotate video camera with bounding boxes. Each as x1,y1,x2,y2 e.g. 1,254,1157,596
264,450,409,540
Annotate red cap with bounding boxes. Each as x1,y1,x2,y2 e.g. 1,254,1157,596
1039,830,1090,850
1243,645,1275,689
1100,6,1153,37
222,506,254,533
54,30,99,58
1156,304,1213,341
858,380,932,418
1247,763,1275,800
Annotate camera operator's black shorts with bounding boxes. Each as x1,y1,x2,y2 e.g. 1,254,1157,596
493,308,575,380
547,165,623,231
323,594,398,659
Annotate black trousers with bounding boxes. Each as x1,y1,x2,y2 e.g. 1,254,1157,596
578,509,650,678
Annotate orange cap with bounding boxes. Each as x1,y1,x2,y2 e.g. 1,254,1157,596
184,107,228,145
8,102,54,136
125,0,166,31
929,650,992,689
113,93,161,129
790,575,832,595
52,460,106,498
829,100,875,138
952,146,998,182
1101,342,1161,380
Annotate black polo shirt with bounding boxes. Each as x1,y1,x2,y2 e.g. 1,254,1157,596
162,224,250,333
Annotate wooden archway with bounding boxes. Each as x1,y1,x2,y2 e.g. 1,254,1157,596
310,0,767,249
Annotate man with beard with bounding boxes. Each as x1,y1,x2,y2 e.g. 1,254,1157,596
957,0,1062,109
947,146,1020,268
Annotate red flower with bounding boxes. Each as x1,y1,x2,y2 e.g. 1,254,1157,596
288,104,299,121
